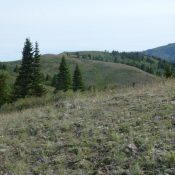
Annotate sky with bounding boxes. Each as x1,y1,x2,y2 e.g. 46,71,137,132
0,0,175,61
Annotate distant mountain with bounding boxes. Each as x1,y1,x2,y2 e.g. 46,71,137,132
143,43,175,63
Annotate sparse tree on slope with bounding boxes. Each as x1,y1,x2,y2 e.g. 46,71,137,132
31,42,46,96
14,38,34,99
0,72,10,107
55,56,72,91
165,64,174,78
52,74,57,87
13,65,19,73
73,64,84,91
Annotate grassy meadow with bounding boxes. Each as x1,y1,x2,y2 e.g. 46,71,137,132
3,54,156,88
0,80,175,175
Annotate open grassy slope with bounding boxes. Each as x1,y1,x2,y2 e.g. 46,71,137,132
0,80,175,174
3,54,156,88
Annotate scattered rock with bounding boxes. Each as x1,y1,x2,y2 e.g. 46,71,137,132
121,170,131,175
171,100,175,105
0,144,9,153
169,140,175,145
154,115,161,120
164,168,175,175
127,143,137,153
161,99,168,104
55,102,76,109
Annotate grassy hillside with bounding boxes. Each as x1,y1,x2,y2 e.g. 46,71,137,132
2,54,156,88
67,51,172,76
143,43,175,63
0,80,175,174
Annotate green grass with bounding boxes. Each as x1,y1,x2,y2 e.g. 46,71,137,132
3,54,156,88
0,80,175,174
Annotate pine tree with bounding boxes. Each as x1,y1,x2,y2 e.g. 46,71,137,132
73,64,84,91
55,56,72,91
2,64,7,70
52,74,57,87
14,65,19,73
0,64,7,70
165,64,174,78
31,42,46,97
45,74,51,81
0,72,10,107
14,38,34,99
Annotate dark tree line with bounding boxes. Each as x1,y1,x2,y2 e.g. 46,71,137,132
112,52,174,76
76,51,174,77
0,63,7,70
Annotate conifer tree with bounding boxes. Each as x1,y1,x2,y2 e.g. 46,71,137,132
52,74,57,87
14,65,19,73
165,64,174,78
31,42,46,96
45,74,51,81
14,39,46,99
2,64,7,70
55,56,72,91
73,64,84,91
0,72,9,107
14,38,34,99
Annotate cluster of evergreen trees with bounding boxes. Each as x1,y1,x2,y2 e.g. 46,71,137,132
13,39,46,99
0,38,84,107
0,39,174,108
54,56,84,92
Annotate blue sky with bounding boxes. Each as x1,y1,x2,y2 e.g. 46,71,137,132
0,0,175,61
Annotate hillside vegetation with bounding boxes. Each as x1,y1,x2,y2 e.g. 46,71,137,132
2,54,156,88
0,80,175,175
67,51,173,76
143,43,175,63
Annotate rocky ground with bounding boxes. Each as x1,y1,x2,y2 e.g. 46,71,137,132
0,80,175,175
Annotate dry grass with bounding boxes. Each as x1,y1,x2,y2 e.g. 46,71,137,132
0,80,175,174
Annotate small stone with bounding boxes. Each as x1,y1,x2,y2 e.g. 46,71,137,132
0,149,7,153
56,102,76,109
0,144,9,153
154,115,161,120
171,100,175,104
127,143,137,152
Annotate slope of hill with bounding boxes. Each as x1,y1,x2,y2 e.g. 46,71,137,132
143,43,175,63
2,54,156,88
67,51,172,76
0,80,175,174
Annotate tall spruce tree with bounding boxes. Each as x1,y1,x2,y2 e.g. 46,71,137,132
73,64,84,91
31,42,46,96
55,56,72,91
0,72,10,107
14,38,34,99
